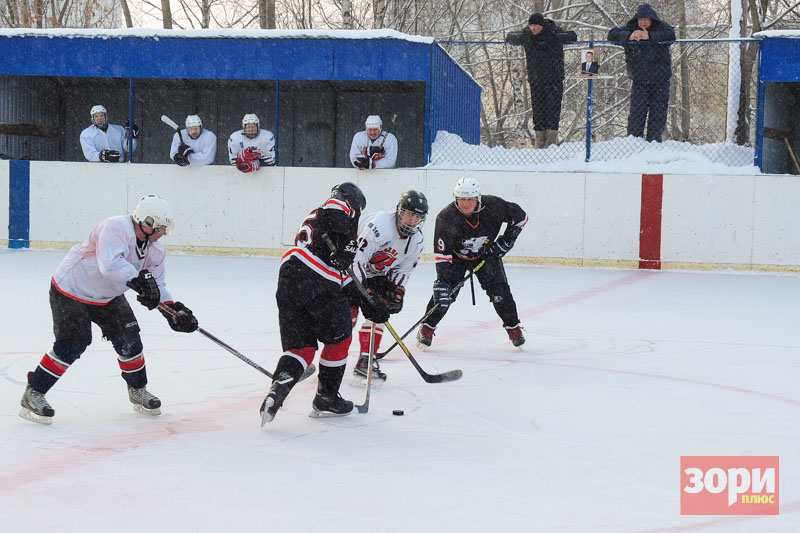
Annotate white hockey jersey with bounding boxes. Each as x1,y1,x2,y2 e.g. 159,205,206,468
353,210,423,288
169,129,217,166
80,124,137,162
349,130,398,169
52,215,173,305
227,129,276,165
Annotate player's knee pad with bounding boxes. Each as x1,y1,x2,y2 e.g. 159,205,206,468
52,339,89,364
108,331,144,358
486,282,512,304
320,336,350,365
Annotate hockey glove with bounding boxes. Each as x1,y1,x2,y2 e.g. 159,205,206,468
241,146,261,161
173,153,190,167
178,143,194,158
125,120,141,139
99,149,121,163
329,238,358,270
354,156,370,170
432,279,452,310
126,269,161,310
370,152,384,166
368,145,385,157
261,151,276,166
361,290,390,324
159,301,199,333
387,284,405,314
237,158,260,173
484,236,514,258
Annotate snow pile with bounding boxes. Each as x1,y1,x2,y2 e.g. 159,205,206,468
428,131,760,175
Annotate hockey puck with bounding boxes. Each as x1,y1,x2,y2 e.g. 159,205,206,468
392,409,404,416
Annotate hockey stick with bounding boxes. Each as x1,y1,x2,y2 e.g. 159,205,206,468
354,324,376,414
324,236,462,383
156,303,316,382
375,259,485,360
160,115,184,145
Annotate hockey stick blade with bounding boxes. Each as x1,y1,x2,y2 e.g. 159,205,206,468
160,115,179,131
354,325,376,414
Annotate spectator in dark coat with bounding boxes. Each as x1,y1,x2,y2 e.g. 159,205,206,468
506,13,577,148
608,3,676,142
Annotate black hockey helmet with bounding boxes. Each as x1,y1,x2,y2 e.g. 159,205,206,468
396,189,428,237
331,182,366,211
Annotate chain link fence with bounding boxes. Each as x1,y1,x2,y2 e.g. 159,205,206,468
432,39,760,170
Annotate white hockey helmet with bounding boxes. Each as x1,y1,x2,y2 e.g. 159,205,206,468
90,105,108,130
365,115,382,130
453,177,482,213
90,104,107,118
132,195,174,234
185,115,203,128
242,113,260,139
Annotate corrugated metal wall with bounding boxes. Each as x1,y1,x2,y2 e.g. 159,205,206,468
0,76,61,161
429,45,481,148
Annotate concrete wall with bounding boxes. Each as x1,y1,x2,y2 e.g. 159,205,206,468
3,161,800,271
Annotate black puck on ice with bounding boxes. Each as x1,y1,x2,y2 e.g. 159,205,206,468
392,409,404,416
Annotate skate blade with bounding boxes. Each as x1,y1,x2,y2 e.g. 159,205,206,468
416,342,428,352
19,407,53,425
351,374,385,388
132,404,161,416
260,398,276,427
308,408,354,418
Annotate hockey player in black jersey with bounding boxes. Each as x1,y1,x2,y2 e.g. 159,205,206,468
417,177,529,349
260,182,380,424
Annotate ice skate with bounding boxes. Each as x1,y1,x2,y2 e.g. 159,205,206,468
260,373,292,427
352,353,386,386
19,384,55,425
309,392,354,418
505,324,525,348
416,323,435,350
128,386,162,415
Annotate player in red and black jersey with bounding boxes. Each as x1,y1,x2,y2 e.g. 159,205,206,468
417,177,529,349
260,182,367,425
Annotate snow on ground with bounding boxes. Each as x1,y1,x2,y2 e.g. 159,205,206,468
428,131,760,175
1,249,798,532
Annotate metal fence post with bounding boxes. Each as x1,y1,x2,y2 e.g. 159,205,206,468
585,41,594,162
129,78,134,162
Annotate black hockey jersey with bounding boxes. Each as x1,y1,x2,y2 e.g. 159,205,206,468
281,197,361,284
433,195,528,277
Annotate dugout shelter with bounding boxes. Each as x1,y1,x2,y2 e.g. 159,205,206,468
0,28,480,168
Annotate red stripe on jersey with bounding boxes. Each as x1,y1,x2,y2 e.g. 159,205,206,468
281,248,351,284
118,353,145,372
434,255,453,263
51,277,107,306
323,198,351,215
40,352,69,376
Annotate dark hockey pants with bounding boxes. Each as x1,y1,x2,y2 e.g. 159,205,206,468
29,283,147,394
423,256,521,329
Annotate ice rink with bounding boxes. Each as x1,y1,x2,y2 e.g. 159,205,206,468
1,249,798,532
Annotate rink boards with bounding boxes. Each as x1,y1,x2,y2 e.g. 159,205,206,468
2,160,800,272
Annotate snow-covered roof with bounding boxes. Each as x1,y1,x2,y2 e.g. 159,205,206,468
753,29,800,39
0,27,435,44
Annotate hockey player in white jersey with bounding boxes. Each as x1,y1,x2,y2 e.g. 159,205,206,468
18,195,199,425
227,113,276,172
349,115,398,169
346,190,428,383
170,114,217,166
80,104,139,163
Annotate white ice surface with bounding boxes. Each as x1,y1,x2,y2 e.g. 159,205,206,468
1,249,798,532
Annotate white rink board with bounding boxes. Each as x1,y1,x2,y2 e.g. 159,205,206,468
3,161,800,268
0,160,8,242
661,174,755,265
752,175,800,265
584,173,641,261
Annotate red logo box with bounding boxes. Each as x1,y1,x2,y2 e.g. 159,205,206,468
681,456,779,515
